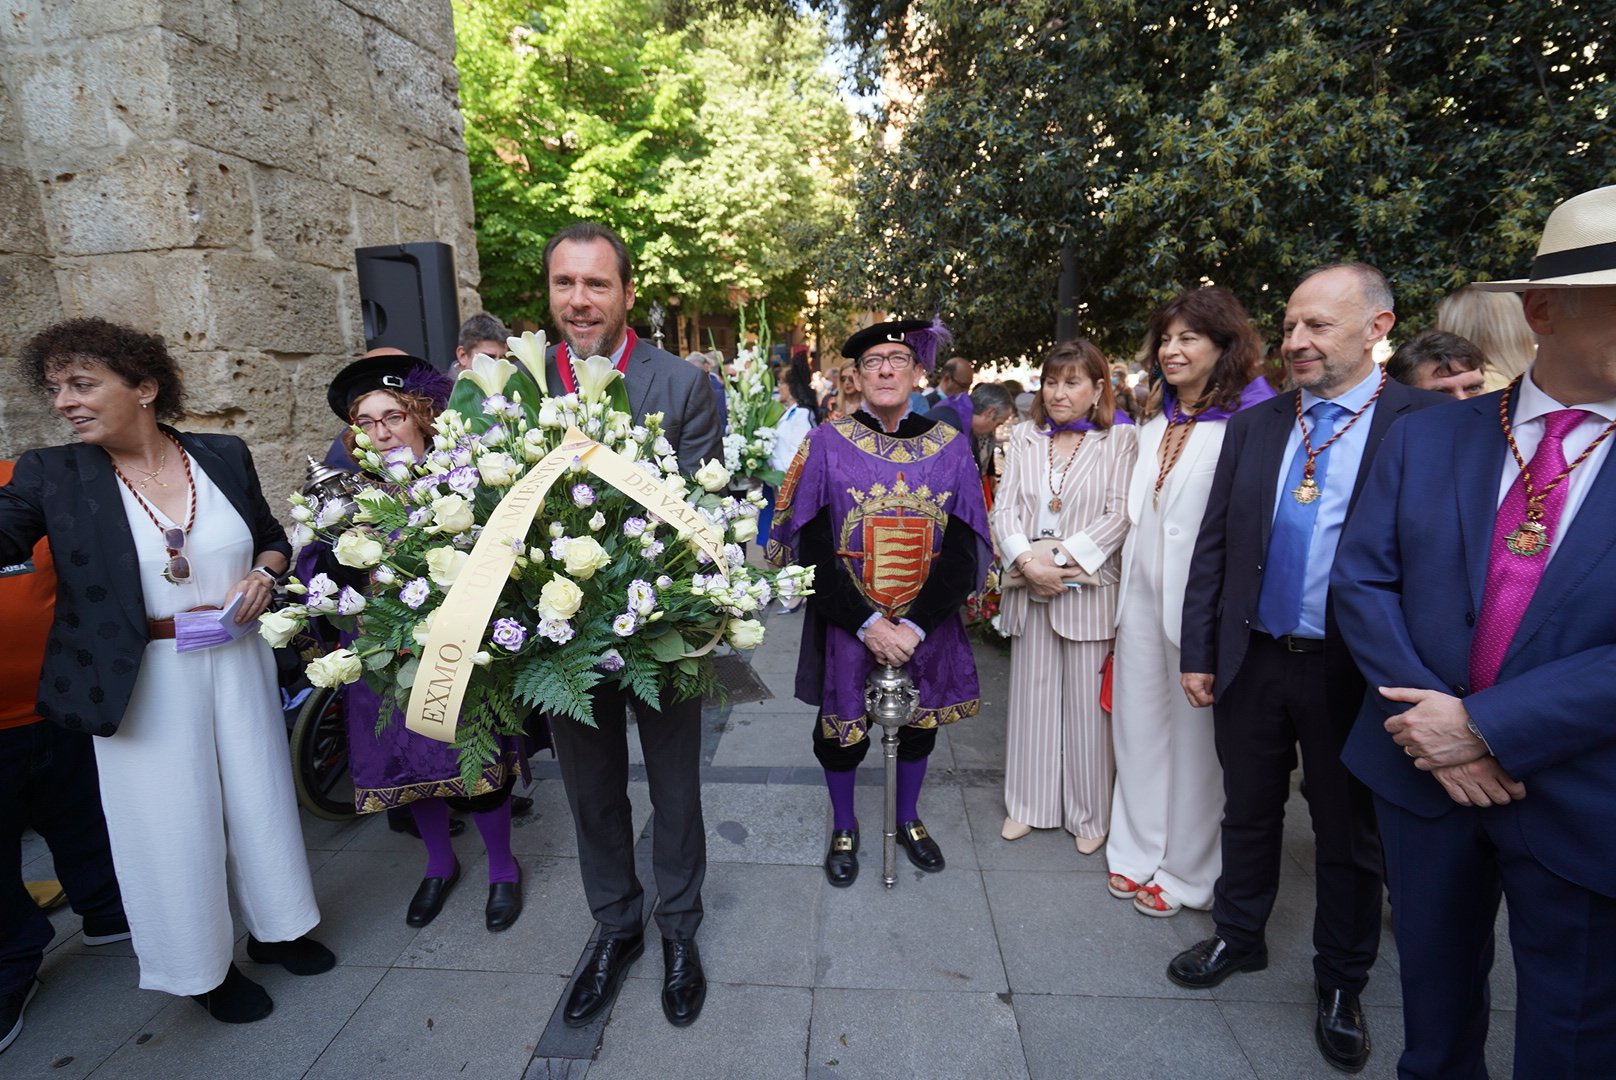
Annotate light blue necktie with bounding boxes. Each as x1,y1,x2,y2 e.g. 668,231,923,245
1256,401,1347,637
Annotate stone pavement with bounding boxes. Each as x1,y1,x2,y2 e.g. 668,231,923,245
13,609,1519,1079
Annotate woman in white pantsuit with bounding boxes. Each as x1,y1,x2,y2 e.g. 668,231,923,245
993,340,1137,854
1107,287,1273,916
0,319,331,1024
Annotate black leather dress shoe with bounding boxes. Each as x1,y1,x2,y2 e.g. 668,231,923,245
562,933,644,1027
191,963,273,1023
1166,936,1269,989
824,828,859,887
898,819,945,872
661,937,706,1027
1315,983,1371,1072
246,934,336,975
406,860,462,927
486,868,523,933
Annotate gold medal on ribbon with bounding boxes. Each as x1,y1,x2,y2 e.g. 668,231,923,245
1291,477,1320,504
1506,519,1549,557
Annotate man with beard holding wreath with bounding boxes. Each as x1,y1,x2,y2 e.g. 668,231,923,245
768,320,992,885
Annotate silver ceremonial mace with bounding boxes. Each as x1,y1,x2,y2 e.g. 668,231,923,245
863,663,918,889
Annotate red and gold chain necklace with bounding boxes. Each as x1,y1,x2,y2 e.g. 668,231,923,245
1290,368,1387,504
1497,377,1616,557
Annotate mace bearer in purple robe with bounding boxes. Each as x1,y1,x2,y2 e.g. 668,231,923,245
767,319,992,887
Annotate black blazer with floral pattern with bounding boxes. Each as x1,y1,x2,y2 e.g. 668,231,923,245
0,428,290,736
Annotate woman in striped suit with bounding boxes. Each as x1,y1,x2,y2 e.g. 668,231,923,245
1106,287,1272,916
992,340,1137,853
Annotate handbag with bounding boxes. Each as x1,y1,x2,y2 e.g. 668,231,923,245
1099,650,1115,712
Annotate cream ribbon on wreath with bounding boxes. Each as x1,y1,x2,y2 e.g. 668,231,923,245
406,426,730,742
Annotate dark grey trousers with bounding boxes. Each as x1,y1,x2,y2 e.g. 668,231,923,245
549,683,705,940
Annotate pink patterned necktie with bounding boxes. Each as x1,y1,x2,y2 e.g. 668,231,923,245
1468,408,1591,691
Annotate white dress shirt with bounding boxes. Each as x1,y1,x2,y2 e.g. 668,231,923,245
1497,368,1616,564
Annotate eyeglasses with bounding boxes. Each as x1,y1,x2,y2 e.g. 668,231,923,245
354,410,410,432
857,352,915,372
162,527,191,583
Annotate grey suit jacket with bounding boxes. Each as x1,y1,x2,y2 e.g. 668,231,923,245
544,338,723,474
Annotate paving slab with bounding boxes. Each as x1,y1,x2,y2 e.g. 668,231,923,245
1014,994,1255,1080
303,968,562,1080
806,987,1028,1080
396,855,596,978
85,964,388,1080
1216,999,1402,1080
816,865,1006,993
699,781,828,866
985,869,1209,999
305,848,431,967
586,980,811,1080
961,783,1104,872
625,861,822,989
5,953,168,1080
710,706,822,768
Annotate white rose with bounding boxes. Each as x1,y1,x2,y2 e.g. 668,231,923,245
537,575,584,621
561,536,612,579
430,494,475,535
333,530,384,568
424,546,469,587
725,619,765,651
694,459,731,493
731,516,758,543
412,611,436,646
306,648,364,688
258,610,302,648
477,452,519,488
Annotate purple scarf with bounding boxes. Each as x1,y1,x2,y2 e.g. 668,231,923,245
1037,411,1136,435
1161,375,1277,424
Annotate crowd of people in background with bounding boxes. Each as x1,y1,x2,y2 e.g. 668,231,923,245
3,186,1614,1080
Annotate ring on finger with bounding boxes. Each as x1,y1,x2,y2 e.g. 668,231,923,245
1404,746,1417,758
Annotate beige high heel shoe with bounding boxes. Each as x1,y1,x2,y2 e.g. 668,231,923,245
1000,817,1033,841
1074,834,1106,855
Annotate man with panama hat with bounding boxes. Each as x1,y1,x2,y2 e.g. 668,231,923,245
1333,184,1616,1078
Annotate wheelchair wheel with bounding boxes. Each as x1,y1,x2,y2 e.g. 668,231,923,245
291,685,359,821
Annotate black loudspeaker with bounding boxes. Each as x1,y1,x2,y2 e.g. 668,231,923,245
354,242,460,370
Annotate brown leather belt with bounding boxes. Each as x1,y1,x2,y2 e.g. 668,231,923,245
148,606,222,640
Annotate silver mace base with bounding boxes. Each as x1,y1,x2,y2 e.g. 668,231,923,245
864,663,919,890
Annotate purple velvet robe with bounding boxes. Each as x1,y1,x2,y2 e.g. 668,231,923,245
769,416,993,746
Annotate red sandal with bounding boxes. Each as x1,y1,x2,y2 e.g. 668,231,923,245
1107,874,1141,900
1134,882,1182,918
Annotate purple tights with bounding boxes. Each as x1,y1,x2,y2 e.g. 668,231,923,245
409,797,518,883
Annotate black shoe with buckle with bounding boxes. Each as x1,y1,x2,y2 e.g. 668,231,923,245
824,828,860,887
661,937,706,1027
898,819,944,872
1167,935,1269,989
562,932,644,1028
1315,982,1371,1072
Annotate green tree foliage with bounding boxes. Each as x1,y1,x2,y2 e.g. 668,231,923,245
836,0,1616,358
454,0,853,329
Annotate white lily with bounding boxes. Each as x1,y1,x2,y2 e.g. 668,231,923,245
505,330,548,395
460,350,518,397
573,354,621,404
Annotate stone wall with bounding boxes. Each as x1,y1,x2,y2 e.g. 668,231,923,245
0,0,481,506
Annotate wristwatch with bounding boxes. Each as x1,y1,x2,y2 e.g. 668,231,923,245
250,565,283,586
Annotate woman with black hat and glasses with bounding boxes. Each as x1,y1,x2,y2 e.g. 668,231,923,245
0,318,333,1024
306,356,526,934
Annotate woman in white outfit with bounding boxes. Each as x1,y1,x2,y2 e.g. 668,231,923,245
1107,288,1273,916
0,319,330,1022
762,353,819,612
993,340,1137,853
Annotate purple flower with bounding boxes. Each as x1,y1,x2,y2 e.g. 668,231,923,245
446,466,478,496
407,507,432,527
400,578,430,609
626,579,656,614
491,618,527,651
571,483,596,508
611,614,637,637
409,476,441,502
622,516,647,538
598,649,625,672
642,538,665,559
482,394,510,416
336,586,366,615
306,573,337,607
